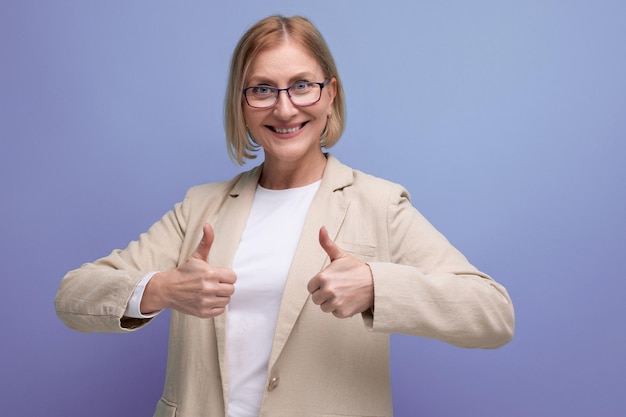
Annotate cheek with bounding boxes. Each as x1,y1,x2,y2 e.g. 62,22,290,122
242,108,257,128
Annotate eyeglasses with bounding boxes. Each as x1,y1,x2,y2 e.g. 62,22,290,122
243,79,330,109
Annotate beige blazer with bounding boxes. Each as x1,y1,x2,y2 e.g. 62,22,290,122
56,154,514,417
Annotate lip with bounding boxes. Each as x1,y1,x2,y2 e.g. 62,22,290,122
266,122,308,137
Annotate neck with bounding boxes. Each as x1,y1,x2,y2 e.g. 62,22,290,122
259,153,327,190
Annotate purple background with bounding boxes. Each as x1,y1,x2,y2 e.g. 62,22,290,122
2,1,625,416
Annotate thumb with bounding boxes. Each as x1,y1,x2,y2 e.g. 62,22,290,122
192,223,214,261
319,226,344,262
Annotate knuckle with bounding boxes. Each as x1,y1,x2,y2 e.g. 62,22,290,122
198,308,219,319
317,271,333,284
224,284,235,296
202,268,218,282
197,303,225,318
200,277,218,293
320,301,335,313
197,297,216,310
332,304,354,318
197,310,212,319
333,310,349,319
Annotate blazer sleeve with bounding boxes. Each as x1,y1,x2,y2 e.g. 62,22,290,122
55,193,191,333
366,184,515,349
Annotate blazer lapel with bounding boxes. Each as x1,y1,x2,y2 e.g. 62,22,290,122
208,166,261,395
268,154,354,368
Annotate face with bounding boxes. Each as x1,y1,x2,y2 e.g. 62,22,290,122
242,40,336,169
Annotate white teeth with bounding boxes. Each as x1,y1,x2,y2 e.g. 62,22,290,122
274,125,301,134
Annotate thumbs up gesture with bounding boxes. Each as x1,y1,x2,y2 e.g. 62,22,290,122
307,227,374,318
141,223,237,318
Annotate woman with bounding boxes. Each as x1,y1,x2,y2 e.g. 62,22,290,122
55,15,514,417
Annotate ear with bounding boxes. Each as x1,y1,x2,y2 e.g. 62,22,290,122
325,77,337,104
326,77,337,112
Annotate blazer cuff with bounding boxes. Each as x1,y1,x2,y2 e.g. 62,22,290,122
124,272,161,319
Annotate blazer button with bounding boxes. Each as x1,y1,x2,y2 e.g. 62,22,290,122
267,377,280,391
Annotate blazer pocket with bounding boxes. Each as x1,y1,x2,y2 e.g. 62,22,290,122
322,414,386,417
154,397,177,417
336,241,377,259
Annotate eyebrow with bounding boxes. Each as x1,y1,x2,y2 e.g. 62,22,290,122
245,72,319,86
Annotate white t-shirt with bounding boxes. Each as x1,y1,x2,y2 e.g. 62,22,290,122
227,180,320,417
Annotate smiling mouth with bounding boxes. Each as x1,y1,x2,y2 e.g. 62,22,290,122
268,122,307,134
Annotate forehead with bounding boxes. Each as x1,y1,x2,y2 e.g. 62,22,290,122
246,41,324,83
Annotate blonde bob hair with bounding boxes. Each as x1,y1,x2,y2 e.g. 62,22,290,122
225,15,346,165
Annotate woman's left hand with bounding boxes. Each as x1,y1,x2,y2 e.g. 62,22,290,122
307,227,374,318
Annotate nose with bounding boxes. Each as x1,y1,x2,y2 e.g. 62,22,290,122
274,90,298,118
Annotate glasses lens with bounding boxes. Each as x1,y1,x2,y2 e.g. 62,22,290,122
289,82,321,106
246,86,276,108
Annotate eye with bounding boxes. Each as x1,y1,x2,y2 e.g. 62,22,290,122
251,86,274,96
291,81,310,92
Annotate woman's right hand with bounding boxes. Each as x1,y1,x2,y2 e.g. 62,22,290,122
140,223,237,318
